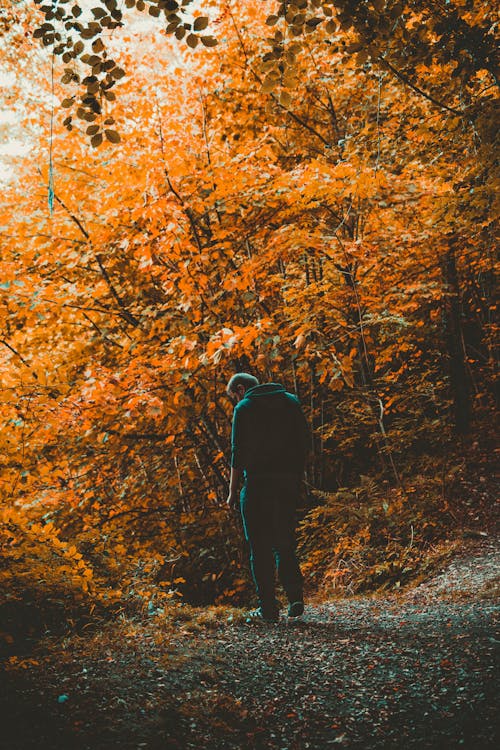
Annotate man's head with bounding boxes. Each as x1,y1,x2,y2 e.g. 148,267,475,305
226,373,259,404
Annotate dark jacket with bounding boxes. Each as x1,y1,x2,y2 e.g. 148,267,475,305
231,383,310,475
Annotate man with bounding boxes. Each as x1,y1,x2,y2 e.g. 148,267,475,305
226,373,310,622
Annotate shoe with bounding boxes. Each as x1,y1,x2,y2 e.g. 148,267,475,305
287,601,304,618
245,607,280,624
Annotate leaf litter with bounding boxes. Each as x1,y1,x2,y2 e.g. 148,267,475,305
1,538,498,750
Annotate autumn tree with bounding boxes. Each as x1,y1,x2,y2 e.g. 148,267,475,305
0,0,497,629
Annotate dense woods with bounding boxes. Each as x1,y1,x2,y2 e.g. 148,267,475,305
0,0,498,644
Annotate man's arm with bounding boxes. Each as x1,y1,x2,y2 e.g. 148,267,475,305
227,403,245,510
226,466,243,510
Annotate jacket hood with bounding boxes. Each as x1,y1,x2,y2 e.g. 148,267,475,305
245,383,286,398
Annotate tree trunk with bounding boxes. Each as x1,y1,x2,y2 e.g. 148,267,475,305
440,240,471,434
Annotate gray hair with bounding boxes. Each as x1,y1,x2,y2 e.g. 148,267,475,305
226,372,259,396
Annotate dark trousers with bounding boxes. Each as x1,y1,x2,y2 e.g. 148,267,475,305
240,472,304,614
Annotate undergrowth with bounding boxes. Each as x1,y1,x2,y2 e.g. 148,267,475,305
1,444,496,655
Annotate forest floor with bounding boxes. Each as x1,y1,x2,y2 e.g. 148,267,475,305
2,537,499,750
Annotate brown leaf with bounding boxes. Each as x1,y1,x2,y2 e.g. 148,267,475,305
200,36,217,47
193,17,209,32
105,130,121,143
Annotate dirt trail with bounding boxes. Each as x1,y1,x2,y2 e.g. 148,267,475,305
2,539,499,750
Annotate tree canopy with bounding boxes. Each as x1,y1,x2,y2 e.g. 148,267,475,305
0,0,497,628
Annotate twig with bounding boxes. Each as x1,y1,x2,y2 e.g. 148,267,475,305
0,339,38,378
380,57,462,116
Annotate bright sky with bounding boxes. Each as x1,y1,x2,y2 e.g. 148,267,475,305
0,0,213,184
0,66,32,183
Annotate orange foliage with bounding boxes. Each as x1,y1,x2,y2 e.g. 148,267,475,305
0,1,497,626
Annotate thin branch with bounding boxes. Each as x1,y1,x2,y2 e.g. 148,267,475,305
107,430,171,441
98,506,175,526
3,233,87,244
380,57,463,116
54,161,100,179
82,312,124,349
304,41,341,144
52,191,90,239
94,254,140,327
0,339,37,377
228,8,332,148
40,176,140,329
375,73,383,173
2,287,123,317
198,88,222,225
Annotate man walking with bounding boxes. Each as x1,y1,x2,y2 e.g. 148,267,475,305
226,373,310,622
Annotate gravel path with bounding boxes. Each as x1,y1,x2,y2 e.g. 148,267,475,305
2,539,499,750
